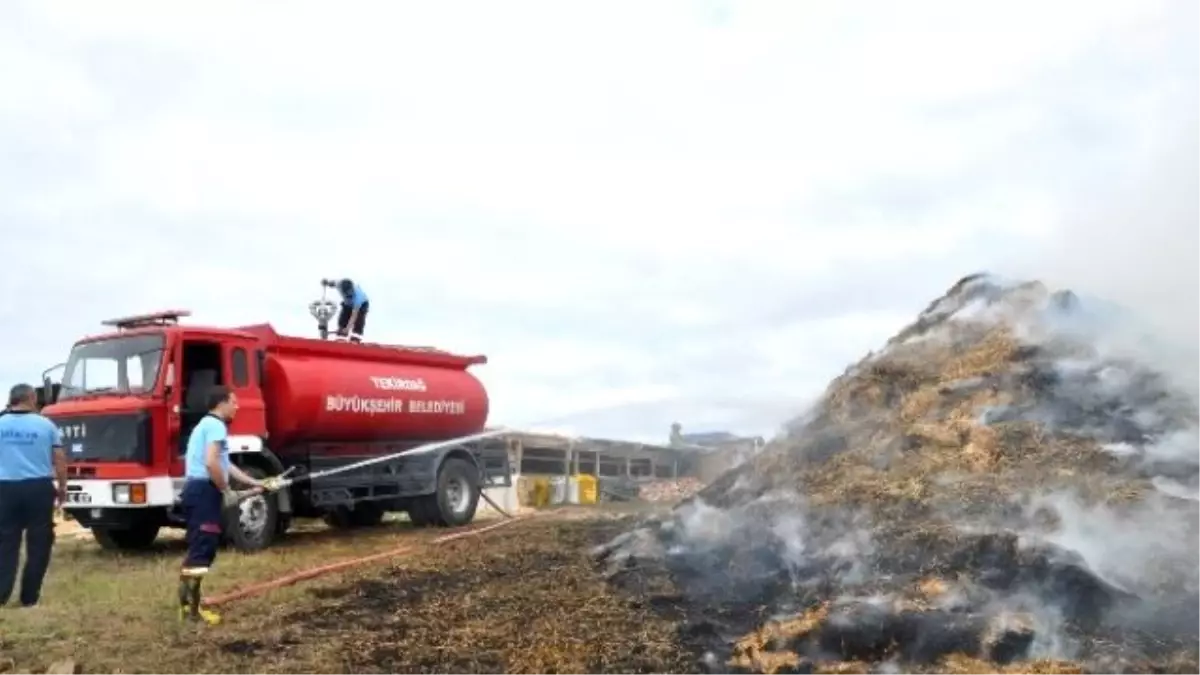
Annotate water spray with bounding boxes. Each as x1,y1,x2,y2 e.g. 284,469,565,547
253,426,542,517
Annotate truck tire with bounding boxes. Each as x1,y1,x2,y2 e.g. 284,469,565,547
223,465,279,552
93,524,160,551
423,456,481,527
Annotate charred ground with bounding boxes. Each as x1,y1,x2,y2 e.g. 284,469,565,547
206,514,702,674
598,274,1200,674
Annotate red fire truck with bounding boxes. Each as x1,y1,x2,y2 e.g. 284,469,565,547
37,305,510,552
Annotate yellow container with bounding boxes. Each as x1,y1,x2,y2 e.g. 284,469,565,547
516,476,535,507
530,476,551,508
575,474,598,505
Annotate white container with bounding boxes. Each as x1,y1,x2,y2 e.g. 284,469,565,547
482,486,518,513
549,476,569,505
567,477,581,504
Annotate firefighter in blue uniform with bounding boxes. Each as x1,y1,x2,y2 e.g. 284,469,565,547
178,385,264,624
322,277,370,343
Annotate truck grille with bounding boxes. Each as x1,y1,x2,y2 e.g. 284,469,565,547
50,412,152,464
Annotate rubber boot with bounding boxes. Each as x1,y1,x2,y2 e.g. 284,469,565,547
177,576,193,614
178,574,222,625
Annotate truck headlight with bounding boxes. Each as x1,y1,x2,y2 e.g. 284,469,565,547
112,482,147,505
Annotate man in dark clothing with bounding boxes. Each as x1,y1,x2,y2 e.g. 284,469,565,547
0,383,67,608
323,277,370,343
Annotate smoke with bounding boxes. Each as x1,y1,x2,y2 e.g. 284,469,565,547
598,272,1198,671
598,490,878,607
1030,95,1200,645
566,85,1200,664
1024,491,1198,598
1017,11,1200,398
938,275,1200,650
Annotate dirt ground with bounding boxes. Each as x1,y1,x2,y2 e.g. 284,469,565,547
0,508,701,674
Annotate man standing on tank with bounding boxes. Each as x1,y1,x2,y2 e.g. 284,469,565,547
327,277,369,343
0,383,67,609
178,385,264,625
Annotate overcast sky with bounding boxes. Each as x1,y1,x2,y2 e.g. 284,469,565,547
1,0,1196,443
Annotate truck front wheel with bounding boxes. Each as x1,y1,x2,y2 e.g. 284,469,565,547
224,465,279,552
93,524,160,551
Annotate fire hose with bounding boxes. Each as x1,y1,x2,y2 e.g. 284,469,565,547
207,427,542,607
202,515,528,607
230,426,532,516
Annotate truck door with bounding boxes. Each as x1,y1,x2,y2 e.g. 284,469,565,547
165,337,266,474
224,340,267,440
167,339,225,476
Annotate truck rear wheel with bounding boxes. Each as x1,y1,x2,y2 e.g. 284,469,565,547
410,456,479,528
93,524,160,551
224,465,279,552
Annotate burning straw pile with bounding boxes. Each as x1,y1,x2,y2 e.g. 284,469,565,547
597,274,1199,674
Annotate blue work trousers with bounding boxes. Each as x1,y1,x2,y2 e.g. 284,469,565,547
0,478,56,606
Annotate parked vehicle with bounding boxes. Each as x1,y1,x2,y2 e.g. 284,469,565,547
39,297,509,552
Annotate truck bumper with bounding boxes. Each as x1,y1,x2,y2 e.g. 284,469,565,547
62,476,182,529
64,476,180,508
65,505,171,530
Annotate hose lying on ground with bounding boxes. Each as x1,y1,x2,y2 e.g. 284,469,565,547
204,510,528,608
478,487,514,518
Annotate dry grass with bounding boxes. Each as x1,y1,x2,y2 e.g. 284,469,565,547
729,603,828,674
0,509,697,674
935,654,1084,674
740,314,1158,537
250,516,696,674
0,515,486,673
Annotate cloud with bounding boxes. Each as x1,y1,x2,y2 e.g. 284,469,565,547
1,0,1195,440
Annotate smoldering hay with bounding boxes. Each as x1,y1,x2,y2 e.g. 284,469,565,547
595,273,1199,674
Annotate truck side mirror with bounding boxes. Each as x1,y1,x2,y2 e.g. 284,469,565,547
39,377,59,409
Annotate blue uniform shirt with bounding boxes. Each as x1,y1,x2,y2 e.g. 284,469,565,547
0,411,62,481
341,282,368,310
184,415,230,481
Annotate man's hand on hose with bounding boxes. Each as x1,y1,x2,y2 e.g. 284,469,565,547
222,486,263,510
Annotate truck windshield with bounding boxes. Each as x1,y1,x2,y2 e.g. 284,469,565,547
58,335,166,400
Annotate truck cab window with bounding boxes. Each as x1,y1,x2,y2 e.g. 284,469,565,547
232,348,249,387
179,342,224,453
58,335,165,400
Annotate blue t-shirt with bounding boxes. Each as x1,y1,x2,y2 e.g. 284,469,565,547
0,411,62,481
184,415,230,481
341,282,368,310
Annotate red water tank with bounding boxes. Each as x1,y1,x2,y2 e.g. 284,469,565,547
255,338,490,451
